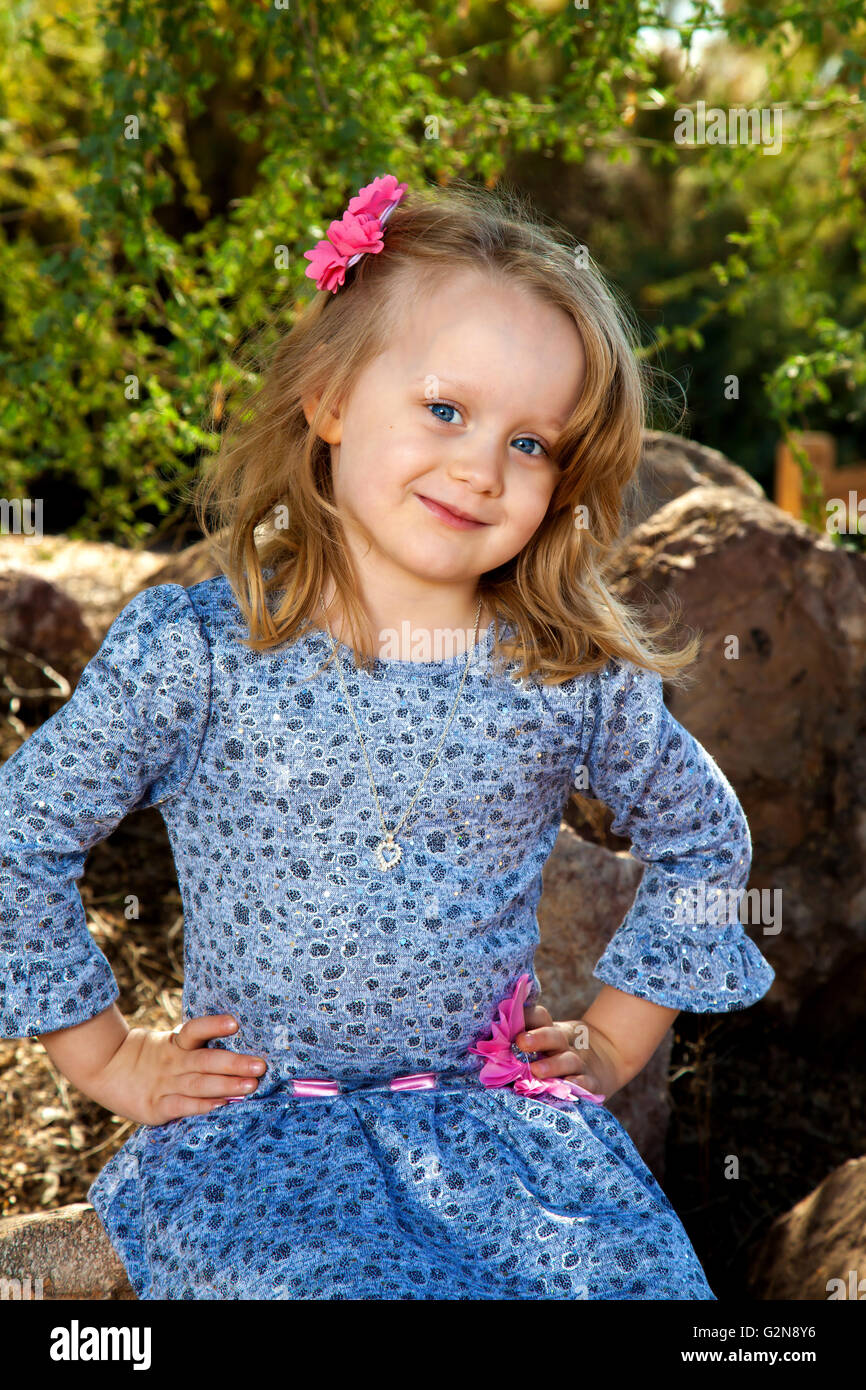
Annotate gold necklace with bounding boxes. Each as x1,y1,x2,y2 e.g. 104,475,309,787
319,594,484,872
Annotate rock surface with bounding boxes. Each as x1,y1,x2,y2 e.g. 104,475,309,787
0,570,95,669
746,1155,866,1300
0,1203,135,1300
0,532,164,640
619,429,767,535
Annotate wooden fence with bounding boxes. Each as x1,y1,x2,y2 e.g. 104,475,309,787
775,431,866,533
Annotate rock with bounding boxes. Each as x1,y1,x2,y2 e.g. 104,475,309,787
536,826,673,1181
620,431,766,535
607,485,866,1023
0,1202,135,1300
794,950,866,1064
0,570,94,670
746,1155,866,1300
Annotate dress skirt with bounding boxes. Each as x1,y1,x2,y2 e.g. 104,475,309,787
88,1071,716,1300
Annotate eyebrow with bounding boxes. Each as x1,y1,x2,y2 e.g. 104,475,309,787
414,375,570,433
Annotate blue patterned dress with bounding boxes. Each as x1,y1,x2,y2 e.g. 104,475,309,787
0,573,774,1299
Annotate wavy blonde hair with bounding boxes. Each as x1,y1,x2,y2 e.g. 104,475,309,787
189,176,701,687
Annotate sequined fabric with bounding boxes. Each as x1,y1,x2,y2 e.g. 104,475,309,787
0,575,774,1299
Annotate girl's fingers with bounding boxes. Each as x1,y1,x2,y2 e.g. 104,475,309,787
530,1050,593,1083
522,1004,552,1028
516,1023,565,1052
171,1013,239,1050
170,1017,267,1073
175,1048,266,1077
155,1096,237,1122
172,1070,262,1099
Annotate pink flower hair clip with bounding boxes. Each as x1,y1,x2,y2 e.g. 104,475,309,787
303,173,408,294
468,973,606,1107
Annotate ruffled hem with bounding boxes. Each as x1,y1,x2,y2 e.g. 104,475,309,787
592,924,776,1012
0,957,119,1039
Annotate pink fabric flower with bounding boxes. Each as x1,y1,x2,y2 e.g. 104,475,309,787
303,174,408,293
468,973,606,1106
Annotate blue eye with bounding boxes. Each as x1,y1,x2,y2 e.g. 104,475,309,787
427,401,460,425
425,401,548,458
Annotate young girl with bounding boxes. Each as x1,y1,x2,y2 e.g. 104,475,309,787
0,174,774,1300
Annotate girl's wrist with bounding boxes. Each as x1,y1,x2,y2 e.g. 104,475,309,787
38,1002,131,1092
574,1021,631,1098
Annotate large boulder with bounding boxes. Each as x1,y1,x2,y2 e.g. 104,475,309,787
619,430,767,535
0,532,164,642
746,1155,866,1300
0,570,94,669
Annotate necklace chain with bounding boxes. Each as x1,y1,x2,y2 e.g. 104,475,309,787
319,594,483,872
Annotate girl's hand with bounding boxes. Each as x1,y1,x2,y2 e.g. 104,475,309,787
516,1003,623,1099
79,1014,267,1127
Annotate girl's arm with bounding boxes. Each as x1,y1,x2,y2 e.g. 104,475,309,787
524,658,774,1100
520,987,679,1101
0,583,211,1041
2,583,270,1123
37,1002,130,1092
579,984,679,1092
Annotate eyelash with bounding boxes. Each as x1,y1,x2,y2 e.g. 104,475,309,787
424,400,550,458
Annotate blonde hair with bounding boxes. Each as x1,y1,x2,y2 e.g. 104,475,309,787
189,176,701,687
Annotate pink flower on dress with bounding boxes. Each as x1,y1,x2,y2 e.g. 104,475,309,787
468,973,606,1106
303,174,408,293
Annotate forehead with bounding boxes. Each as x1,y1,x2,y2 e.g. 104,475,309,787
387,282,582,426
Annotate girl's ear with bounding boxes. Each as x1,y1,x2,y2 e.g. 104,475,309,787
301,389,342,444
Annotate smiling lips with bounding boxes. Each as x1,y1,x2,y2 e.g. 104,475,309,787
416,494,489,530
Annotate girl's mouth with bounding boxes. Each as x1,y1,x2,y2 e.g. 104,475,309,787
415,494,488,530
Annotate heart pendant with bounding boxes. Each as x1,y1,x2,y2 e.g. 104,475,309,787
374,835,402,871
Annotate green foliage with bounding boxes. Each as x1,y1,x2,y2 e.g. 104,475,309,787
0,0,864,548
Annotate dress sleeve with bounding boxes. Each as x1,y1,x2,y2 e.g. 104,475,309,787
578,656,775,1012
0,582,211,1039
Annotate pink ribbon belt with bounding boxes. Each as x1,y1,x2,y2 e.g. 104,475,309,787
290,1071,439,1097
